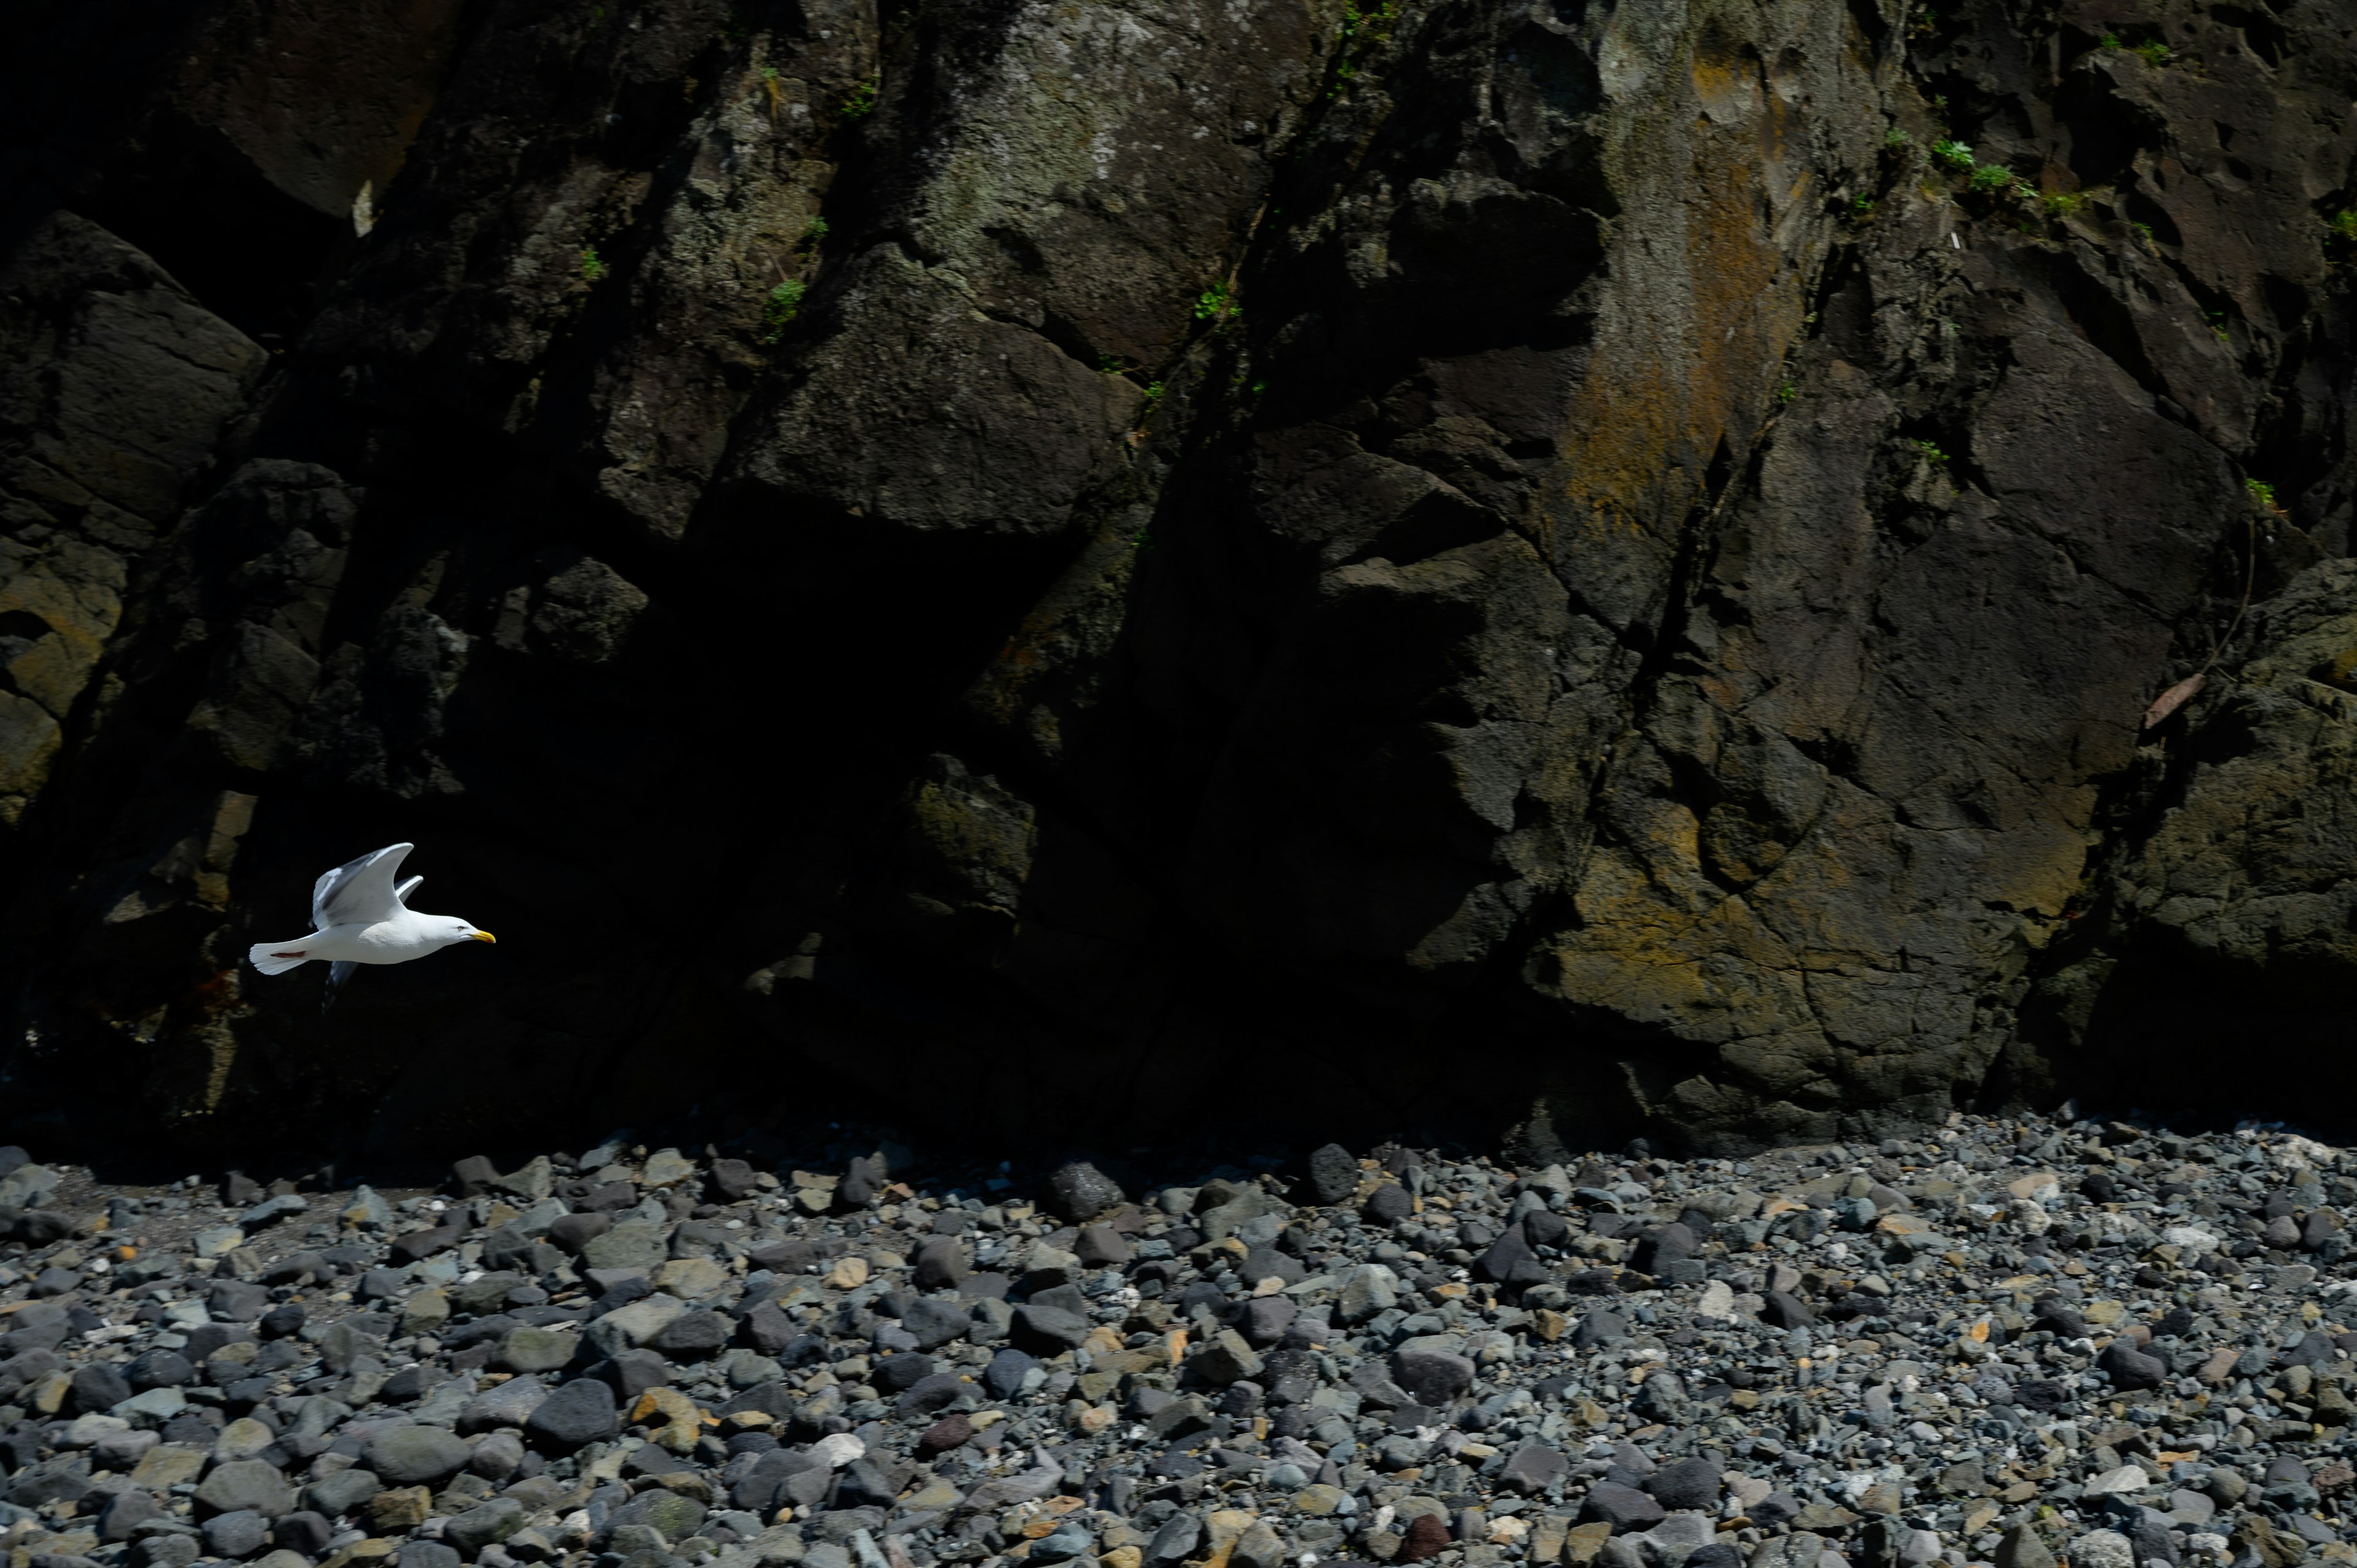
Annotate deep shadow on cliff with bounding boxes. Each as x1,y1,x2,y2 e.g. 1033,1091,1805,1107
1,0,2354,1165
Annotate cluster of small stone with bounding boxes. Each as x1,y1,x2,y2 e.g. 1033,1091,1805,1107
1,1115,2355,1568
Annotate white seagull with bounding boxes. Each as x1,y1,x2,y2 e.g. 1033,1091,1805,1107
247,843,495,1010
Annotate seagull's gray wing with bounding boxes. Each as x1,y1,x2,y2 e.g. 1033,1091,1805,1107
312,843,415,929
394,875,422,907
323,961,358,1014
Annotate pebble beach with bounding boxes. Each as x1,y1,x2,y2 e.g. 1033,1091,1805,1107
1,1112,2351,1568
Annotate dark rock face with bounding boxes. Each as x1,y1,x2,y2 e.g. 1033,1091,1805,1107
2,0,2355,1155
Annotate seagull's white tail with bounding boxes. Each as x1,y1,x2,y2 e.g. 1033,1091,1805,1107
249,942,312,976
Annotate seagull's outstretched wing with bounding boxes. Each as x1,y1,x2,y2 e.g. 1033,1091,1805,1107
323,961,358,1014
394,875,422,906
312,843,415,929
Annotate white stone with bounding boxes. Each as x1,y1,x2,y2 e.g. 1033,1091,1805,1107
811,1432,866,1469
2081,1465,2155,1497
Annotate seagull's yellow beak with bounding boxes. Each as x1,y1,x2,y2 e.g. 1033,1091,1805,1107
470,930,498,944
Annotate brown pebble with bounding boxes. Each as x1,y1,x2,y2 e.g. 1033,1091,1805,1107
917,1412,973,1456
1398,1513,1452,1564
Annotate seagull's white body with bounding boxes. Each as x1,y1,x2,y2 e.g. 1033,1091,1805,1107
247,844,494,1004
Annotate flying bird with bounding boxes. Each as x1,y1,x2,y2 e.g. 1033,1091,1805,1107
246,843,495,1010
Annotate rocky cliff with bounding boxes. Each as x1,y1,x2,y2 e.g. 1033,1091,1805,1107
2,0,2353,1160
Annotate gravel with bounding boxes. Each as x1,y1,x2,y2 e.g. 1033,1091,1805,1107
1,1114,2356,1568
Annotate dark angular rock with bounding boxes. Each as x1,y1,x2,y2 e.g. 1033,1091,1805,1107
1046,1162,1125,1223
457,1367,554,1434
913,1237,968,1290
451,1156,500,1196
524,1377,619,1448
1306,1145,1360,1207
901,1296,968,1351
1760,1291,1817,1329
303,1468,381,1517
840,1155,884,1210
100,1491,162,1543
748,1238,816,1274
2030,1300,2088,1338
1363,1185,1412,1225
546,1202,613,1254
707,1159,757,1202
1474,1229,1547,1288
739,1301,798,1356
385,1226,463,1267
2281,1329,2336,1369
985,1348,1039,1400
1630,1222,1697,1274
1389,1348,1474,1407
258,1303,306,1338
1644,1457,1722,1512
648,1310,729,1358
1571,1310,1628,1348
1239,1296,1298,1348
2099,1342,2167,1392
1501,1444,1568,1497
444,1498,527,1554
873,1351,934,1393
894,1371,965,1421
1581,1481,1666,1532
1523,1208,1571,1249
1145,1512,1201,1567
127,1339,195,1386
1074,1226,1130,1267
1012,1303,1089,1354
69,1364,132,1413
273,1513,332,1556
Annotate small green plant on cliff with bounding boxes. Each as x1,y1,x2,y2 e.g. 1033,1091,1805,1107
1913,438,1950,465
1967,164,2014,194
1851,194,1877,218
2246,478,2277,509
2207,310,2231,342
841,77,878,120
1883,126,1912,150
758,279,806,344
579,247,608,284
1142,380,1165,403
1340,0,1401,50
2042,190,2084,218
2328,209,2357,243
1129,527,1156,552
800,215,830,249
1930,138,1975,172
1194,279,1237,323
1328,0,1400,95
2099,32,2124,48
2133,38,2171,66
2129,220,2155,245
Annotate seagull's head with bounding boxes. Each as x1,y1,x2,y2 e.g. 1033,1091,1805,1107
439,917,497,948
